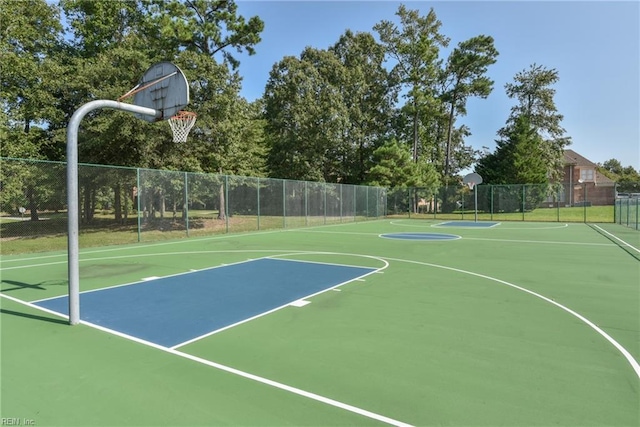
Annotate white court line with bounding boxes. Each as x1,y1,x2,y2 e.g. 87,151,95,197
590,224,640,254
2,249,297,272
389,220,570,230
432,221,501,228
382,256,640,380
290,229,615,248
0,229,282,265
463,237,615,247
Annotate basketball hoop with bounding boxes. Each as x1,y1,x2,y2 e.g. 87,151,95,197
466,181,476,190
168,111,197,143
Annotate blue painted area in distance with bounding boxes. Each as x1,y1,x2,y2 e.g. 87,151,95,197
34,258,375,347
437,221,499,228
380,233,460,241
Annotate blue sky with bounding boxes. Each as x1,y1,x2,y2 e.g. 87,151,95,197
233,1,640,171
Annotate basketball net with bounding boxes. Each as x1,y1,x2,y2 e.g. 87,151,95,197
466,182,476,190
168,111,197,143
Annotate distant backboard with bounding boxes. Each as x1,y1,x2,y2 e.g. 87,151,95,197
463,172,483,189
132,62,189,122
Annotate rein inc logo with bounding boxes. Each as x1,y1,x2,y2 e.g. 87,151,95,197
1,419,35,426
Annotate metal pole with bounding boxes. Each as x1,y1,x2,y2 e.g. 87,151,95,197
583,183,587,223
67,100,160,325
522,185,525,221
136,168,141,242
474,185,478,222
257,177,261,230
283,180,286,228
184,172,189,237
225,175,229,233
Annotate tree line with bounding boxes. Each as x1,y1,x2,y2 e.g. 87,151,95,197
7,0,633,201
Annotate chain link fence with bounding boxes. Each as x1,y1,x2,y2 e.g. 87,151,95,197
387,181,619,223
2,157,634,254
615,196,639,230
0,158,385,252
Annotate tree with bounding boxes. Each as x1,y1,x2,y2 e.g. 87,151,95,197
0,0,63,136
601,159,624,177
441,35,498,179
368,139,439,191
498,63,571,181
143,0,264,69
476,115,548,212
264,49,349,182
476,115,547,185
329,30,398,183
599,159,640,193
374,5,449,163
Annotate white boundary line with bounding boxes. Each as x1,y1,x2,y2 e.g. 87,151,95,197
432,221,501,228
0,228,301,265
590,224,640,254
289,229,616,248
378,232,461,241
389,220,570,230
463,237,615,247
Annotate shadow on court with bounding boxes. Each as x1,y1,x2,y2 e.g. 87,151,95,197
1,308,68,325
1,279,67,292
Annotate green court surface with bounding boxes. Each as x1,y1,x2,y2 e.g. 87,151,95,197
1,219,639,426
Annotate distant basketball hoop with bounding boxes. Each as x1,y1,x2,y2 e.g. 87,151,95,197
463,172,483,222
463,172,483,190
168,111,197,143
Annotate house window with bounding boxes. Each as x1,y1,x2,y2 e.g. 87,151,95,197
580,169,594,182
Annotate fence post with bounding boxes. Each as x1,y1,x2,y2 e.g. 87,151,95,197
522,185,525,221
305,181,308,226
136,168,141,243
613,183,617,224
557,186,560,222
366,187,369,219
583,183,587,223
323,183,327,224
283,179,287,228
225,175,229,233
257,177,261,230
184,172,189,237
340,184,343,222
490,185,494,221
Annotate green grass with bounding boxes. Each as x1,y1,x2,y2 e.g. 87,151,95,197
2,220,638,426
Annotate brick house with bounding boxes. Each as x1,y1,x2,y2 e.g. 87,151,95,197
559,149,615,206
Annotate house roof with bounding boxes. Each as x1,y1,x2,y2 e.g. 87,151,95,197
564,149,596,166
563,149,616,185
595,170,615,185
